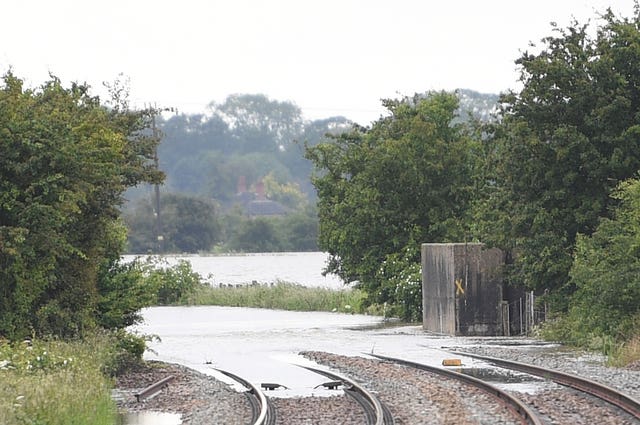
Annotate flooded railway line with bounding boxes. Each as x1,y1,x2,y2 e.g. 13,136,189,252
218,364,394,424
277,350,639,425
115,348,640,424
123,305,640,424
448,351,640,425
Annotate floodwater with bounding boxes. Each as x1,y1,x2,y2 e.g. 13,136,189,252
132,306,555,399
122,252,346,289
121,253,558,424
118,411,182,425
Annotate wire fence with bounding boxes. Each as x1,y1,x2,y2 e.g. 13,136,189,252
502,291,547,336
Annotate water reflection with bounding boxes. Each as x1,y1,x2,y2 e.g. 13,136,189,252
118,411,181,425
458,367,541,384
134,307,456,396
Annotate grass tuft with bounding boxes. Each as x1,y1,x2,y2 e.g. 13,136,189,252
180,280,367,314
609,334,640,368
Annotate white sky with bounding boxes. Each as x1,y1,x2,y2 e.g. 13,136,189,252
1,0,636,125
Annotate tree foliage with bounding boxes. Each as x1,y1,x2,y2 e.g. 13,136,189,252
484,8,640,302
566,177,640,344
306,92,476,314
0,73,162,339
131,94,352,206
123,193,220,254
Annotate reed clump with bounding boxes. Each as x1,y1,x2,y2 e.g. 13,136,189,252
609,334,640,368
182,280,366,313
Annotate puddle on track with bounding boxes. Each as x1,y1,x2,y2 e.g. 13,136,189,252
118,411,182,425
458,367,541,384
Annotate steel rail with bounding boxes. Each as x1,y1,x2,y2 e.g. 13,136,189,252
368,353,543,425
134,375,175,402
451,351,640,420
300,365,394,425
215,368,276,425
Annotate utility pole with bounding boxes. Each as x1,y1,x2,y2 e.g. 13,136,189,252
147,103,176,254
151,105,164,254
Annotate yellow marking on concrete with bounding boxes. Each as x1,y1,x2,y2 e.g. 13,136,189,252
455,278,465,295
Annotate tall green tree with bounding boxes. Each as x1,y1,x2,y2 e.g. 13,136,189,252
306,92,476,317
209,93,305,154
567,177,640,344
0,73,162,339
227,217,285,252
124,193,220,254
484,7,640,303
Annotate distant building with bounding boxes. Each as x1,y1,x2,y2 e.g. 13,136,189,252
234,176,289,218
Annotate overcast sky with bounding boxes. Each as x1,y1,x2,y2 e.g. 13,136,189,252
1,0,637,124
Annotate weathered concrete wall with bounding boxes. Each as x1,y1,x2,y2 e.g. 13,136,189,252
421,244,456,334
422,243,505,336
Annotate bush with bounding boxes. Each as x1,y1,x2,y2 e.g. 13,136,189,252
141,257,206,305
0,334,120,425
102,329,149,376
372,247,423,322
561,178,640,350
97,257,156,330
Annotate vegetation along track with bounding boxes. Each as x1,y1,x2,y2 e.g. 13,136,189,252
451,351,640,424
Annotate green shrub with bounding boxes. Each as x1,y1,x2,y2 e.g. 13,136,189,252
141,257,206,304
0,335,119,425
101,330,149,376
557,178,640,351
372,247,422,322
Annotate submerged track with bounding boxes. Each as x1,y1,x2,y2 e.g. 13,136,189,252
300,365,395,425
215,368,277,425
451,351,640,421
369,353,544,425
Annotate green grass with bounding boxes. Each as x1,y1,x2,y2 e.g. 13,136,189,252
0,335,119,425
608,334,640,367
181,281,368,314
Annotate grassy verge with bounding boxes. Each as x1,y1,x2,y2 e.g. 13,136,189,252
180,281,368,314
0,333,127,425
609,335,640,367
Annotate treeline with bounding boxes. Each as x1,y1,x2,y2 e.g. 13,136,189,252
122,91,497,254
0,74,163,340
307,8,640,353
122,94,355,253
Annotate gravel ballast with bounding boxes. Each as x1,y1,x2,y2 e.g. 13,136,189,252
114,343,640,424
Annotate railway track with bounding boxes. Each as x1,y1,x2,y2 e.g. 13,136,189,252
216,365,394,425
117,349,640,424
214,368,277,425
300,365,395,425
369,353,543,425
367,351,640,424
451,351,640,422
303,350,640,424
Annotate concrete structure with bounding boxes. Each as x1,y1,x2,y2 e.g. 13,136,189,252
421,243,506,336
